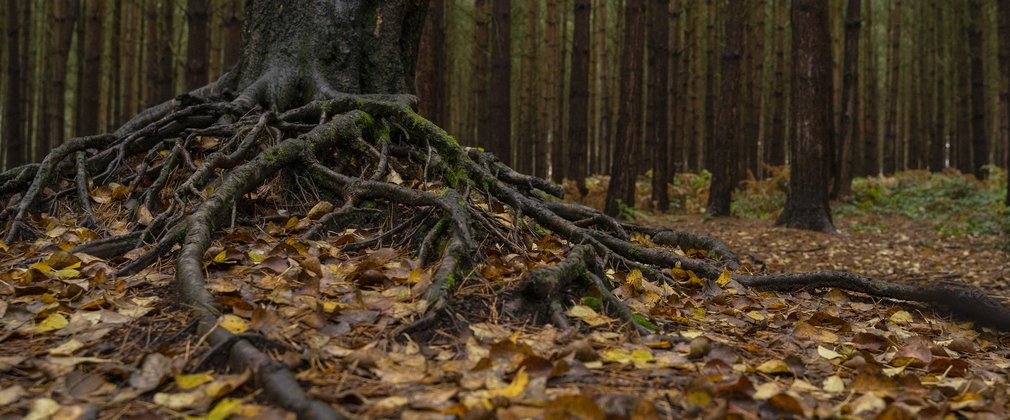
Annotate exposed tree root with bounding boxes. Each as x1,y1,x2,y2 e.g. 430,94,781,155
4,85,1010,418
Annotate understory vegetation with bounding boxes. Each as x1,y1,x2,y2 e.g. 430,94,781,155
579,167,1009,236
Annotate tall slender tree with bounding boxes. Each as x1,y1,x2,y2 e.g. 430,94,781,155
605,0,646,217
833,0,860,197
488,0,511,165
883,0,902,175
568,0,591,195
416,0,446,126
186,0,210,90
648,0,671,211
776,0,834,233
968,0,987,179
1000,0,1009,205
706,1,743,217
3,0,24,169
77,0,105,136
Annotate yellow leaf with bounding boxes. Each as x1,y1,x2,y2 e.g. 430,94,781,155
175,372,215,390
49,339,84,356
566,305,611,326
218,314,249,334
306,201,334,220
817,345,842,360
756,359,791,375
284,216,299,231
54,269,80,279
37,313,69,333
716,269,732,287
745,310,766,321
213,250,228,263
488,368,528,399
29,262,54,274
46,251,81,270
889,310,913,324
626,269,643,285
685,390,711,407
153,392,200,410
247,250,267,264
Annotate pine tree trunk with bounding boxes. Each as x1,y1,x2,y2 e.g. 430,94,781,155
568,0,591,194
706,0,743,217
883,0,901,175
488,0,512,165
648,0,671,211
775,0,834,233
968,0,987,179
3,0,24,169
186,0,210,91
605,0,646,217
833,0,860,197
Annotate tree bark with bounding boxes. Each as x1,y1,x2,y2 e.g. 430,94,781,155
968,0,987,179
767,1,788,168
648,0,671,211
775,0,834,233
3,0,24,169
605,0,646,217
832,0,860,198
1001,0,1010,205
186,0,210,91
487,0,512,165
706,0,743,217
568,0,591,194
883,0,901,175
416,0,446,127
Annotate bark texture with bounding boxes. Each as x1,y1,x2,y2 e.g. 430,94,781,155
775,0,834,233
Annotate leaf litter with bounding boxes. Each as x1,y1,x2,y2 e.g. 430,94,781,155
0,204,1009,418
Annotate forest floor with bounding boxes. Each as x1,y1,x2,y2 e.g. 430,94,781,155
1,169,1008,419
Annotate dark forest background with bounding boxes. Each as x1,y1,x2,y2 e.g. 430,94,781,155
1,0,1008,207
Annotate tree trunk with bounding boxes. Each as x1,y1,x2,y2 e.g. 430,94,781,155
44,0,77,152
568,0,590,194
929,0,945,172
473,0,489,146
883,0,901,175
968,0,987,179
861,0,878,176
706,0,743,217
186,0,210,91
776,0,834,233
767,1,788,168
1001,0,1009,205
487,0,512,165
832,0,860,198
3,0,24,169
223,0,243,71
416,0,446,126
605,0,646,217
648,0,671,211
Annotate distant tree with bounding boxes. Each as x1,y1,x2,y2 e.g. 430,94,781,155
706,3,743,217
3,0,25,169
1001,0,1009,205
416,0,447,126
568,0,590,195
605,0,646,217
883,0,901,175
968,0,987,179
776,0,834,232
832,0,860,197
648,0,671,211
77,0,105,136
186,0,210,90
488,0,511,165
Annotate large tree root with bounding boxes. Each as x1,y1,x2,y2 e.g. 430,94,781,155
4,86,1010,418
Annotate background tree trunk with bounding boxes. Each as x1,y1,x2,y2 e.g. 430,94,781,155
568,0,591,195
706,0,743,217
883,0,901,175
605,0,646,217
3,0,24,169
648,0,671,211
416,0,447,127
833,0,860,197
775,0,834,233
186,0,210,91
488,0,512,165
968,0,987,179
